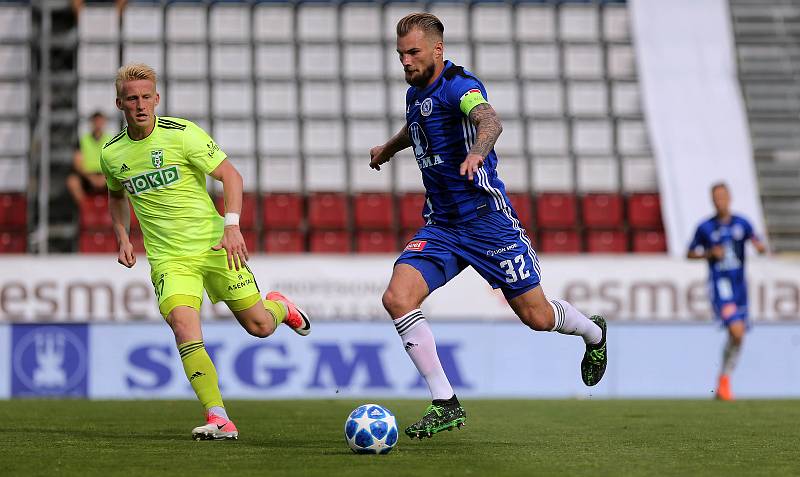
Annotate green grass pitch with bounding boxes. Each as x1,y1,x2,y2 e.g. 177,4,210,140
1,399,798,476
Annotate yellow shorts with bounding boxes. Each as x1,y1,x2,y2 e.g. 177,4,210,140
149,249,261,318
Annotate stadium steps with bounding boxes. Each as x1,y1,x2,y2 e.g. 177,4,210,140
731,0,800,251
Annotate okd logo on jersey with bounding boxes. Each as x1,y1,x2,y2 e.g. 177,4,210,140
122,165,181,195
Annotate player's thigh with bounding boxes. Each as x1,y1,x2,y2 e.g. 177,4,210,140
201,249,262,305
390,226,465,314
383,263,431,312
150,259,205,319
461,209,542,300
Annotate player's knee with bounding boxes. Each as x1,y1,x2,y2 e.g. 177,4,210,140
168,315,198,342
382,288,414,318
245,321,274,338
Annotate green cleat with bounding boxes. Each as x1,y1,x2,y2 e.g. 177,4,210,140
581,315,607,386
404,400,466,439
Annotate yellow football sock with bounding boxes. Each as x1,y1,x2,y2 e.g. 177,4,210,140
263,299,288,327
178,340,223,410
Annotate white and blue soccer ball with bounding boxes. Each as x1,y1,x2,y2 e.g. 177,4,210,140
344,403,398,454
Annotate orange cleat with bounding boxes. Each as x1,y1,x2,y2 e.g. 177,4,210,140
266,291,311,336
716,374,734,401
192,411,239,440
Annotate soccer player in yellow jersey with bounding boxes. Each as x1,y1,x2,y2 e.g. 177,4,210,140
100,63,311,440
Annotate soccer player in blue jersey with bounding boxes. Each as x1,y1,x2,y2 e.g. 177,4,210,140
688,182,766,400
369,13,607,439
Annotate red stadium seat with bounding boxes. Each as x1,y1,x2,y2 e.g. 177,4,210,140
79,193,112,229
263,193,304,229
0,231,25,253
586,230,627,253
354,193,394,230
536,193,577,228
241,230,258,253
357,231,396,253
264,231,305,253
582,193,623,228
538,230,580,254
0,193,26,228
308,192,348,229
507,193,532,229
310,230,351,253
214,193,257,229
399,193,427,229
628,193,662,229
632,230,667,253
79,230,118,253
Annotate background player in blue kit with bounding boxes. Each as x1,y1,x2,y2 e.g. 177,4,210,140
369,13,608,439
688,183,766,401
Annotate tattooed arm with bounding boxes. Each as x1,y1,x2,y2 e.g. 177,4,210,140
459,103,503,180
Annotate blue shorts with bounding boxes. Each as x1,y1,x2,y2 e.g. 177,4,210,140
396,208,541,300
709,276,749,327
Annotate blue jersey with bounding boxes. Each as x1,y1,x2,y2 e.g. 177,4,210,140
405,60,511,225
688,215,756,323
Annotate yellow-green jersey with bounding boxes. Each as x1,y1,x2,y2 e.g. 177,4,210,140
99,116,227,262
79,131,113,173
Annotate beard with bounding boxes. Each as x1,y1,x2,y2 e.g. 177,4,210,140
405,62,436,88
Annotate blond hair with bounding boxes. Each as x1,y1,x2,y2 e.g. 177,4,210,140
115,63,157,96
396,12,444,41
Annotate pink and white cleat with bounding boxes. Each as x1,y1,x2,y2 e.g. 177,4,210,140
191,412,239,441
266,291,312,336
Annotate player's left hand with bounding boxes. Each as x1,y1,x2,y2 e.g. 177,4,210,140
459,154,484,181
212,225,249,271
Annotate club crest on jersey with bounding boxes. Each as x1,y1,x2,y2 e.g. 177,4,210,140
421,98,433,116
405,240,427,252
150,150,164,168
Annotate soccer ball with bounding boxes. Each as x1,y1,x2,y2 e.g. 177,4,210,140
344,403,398,454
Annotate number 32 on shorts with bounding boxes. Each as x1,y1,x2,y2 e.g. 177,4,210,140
499,254,530,283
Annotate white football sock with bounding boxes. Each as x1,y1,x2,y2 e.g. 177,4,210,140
549,299,602,345
721,338,741,376
393,309,454,401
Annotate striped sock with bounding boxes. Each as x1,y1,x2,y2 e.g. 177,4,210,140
178,340,224,410
263,299,288,327
549,299,602,345
393,309,454,401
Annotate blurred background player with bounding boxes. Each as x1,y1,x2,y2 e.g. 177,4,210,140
688,182,766,400
66,111,111,205
100,63,312,440
369,13,608,439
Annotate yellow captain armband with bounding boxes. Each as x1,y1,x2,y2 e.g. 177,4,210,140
459,88,488,116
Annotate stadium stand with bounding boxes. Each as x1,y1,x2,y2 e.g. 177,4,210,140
730,0,800,252
16,1,667,254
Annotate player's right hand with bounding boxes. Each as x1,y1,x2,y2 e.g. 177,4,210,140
117,241,136,268
710,245,725,260
369,145,392,171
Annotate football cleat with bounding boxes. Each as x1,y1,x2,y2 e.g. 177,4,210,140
581,315,607,386
716,375,733,401
191,412,238,441
266,291,311,336
404,401,466,439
